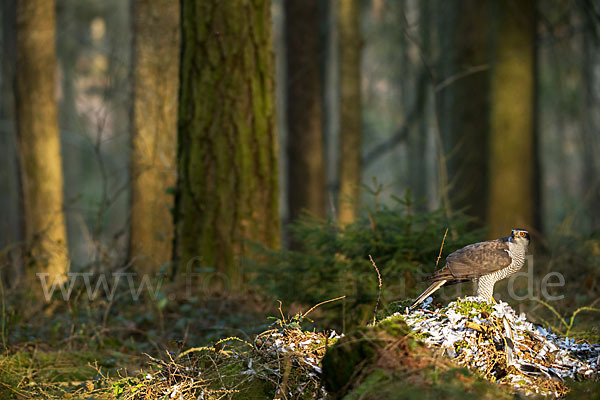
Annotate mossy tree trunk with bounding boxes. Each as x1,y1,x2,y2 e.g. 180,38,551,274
285,0,326,226
438,0,491,226
487,0,536,238
175,0,279,287
16,0,69,285
337,0,362,225
130,0,179,275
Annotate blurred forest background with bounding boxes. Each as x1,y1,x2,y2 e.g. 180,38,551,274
0,0,599,343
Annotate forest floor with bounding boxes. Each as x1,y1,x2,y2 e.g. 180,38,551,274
0,279,280,399
0,277,599,399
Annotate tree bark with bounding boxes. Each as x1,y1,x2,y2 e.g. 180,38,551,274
0,0,23,286
437,0,491,226
487,0,536,238
16,0,69,284
175,0,280,287
337,0,362,225
130,0,180,275
582,6,600,231
409,0,432,209
285,0,326,225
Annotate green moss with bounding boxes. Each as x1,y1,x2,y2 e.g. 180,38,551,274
343,369,390,400
0,349,123,399
452,299,494,316
340,366,515,400
565,379,600,398
411,330,432,341
377,316,413,337
177,0,279,286
454,339,470,351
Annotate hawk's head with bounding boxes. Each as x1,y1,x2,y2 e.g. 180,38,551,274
510,228,530,246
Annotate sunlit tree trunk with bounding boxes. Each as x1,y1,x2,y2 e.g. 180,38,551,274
175,0,279,287
337,0,362,225
130,0,179,275
16,0,69,284
285,0,326,226
487,0,536,238
438,0,491,226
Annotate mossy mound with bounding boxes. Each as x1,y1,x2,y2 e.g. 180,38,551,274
321,316,515,399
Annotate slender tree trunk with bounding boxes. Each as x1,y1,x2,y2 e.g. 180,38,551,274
16,0,69,284
488,0,536,238
285,0,326,226
175,0,279,287
582,8,600,231
408,0,431,208
437,0,491,226
130,0,179,274
0,0,23,286
337,0,362,225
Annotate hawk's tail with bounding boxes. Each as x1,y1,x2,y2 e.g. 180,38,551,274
410,279,447,311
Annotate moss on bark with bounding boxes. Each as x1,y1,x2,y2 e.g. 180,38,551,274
175,0,279,287
487,0,536,238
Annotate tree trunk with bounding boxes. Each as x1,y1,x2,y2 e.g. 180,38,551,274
130,0,179,275
337,0,362,225
582,7,600,232
487,0,536,239
285,0,326,226
16,0,69,284
175,0,279,287
437,0,491,226
409,0,431,209
0,0,23,286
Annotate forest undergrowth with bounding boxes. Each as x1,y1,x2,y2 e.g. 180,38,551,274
0,197,599,398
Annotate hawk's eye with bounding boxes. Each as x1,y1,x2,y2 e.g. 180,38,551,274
519,232,525,237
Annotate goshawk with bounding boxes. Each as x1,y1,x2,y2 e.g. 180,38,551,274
411,228,530,310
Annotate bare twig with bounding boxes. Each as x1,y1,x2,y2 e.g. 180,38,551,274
435,228,449,267
434,64,490,93
277,300,286,324
368,255,383,325
532,298,568,332
302,295,346,320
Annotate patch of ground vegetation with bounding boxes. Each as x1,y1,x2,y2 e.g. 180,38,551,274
321,315,516,400
1,206,599,399
110,317,338,400
250,191,482,328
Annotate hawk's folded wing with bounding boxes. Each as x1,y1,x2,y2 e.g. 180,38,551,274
444,239,512,280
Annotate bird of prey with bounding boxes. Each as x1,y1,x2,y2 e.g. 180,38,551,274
411,228,530,310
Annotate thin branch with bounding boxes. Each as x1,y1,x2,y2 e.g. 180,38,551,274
302,295,346,320
368,255,383,325
434,64,490,93
435,228,449,267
